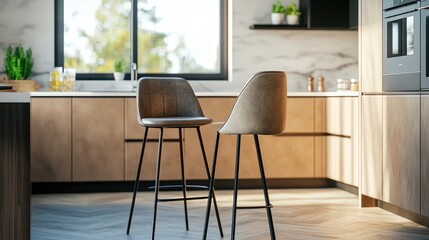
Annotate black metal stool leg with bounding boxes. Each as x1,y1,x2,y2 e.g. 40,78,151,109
178,128,189,230
196,127,224,237
152,128,164,240
254,134,276,240
203,132,221,240
127,127,149,234
231,134,241,240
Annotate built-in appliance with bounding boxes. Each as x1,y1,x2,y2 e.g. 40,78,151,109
383,0,420,91
421,0,429,89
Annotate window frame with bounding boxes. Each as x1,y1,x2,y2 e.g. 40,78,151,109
55,0,228,81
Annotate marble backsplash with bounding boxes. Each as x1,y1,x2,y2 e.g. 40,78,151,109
0,0,358,92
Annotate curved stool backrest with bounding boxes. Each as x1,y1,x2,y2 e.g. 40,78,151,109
219,71,287,135
136,77,204,125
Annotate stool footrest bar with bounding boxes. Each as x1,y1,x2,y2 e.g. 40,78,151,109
157,196,209,202
148,184,209,191
236,204,273,210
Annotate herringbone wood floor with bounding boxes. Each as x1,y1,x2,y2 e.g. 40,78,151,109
31,188,429,239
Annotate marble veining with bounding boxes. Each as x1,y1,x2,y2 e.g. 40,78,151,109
0,0,53,87
0,0,357,92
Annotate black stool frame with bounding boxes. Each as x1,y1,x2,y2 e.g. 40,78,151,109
127,126,224,239
203,133,276,240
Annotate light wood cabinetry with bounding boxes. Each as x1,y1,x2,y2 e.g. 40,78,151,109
325,97,358,186
31,98,72,182
72,98,125,181
30,95,357,183
421,96,429,217
326,136,355,185
326,97,355,136
285,98,315,133
360,0,382,93
383,95,420,213
185,97,318,179
361,95,383,200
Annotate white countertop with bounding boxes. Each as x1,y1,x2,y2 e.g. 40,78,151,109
0,93,31,103
30,91,359,97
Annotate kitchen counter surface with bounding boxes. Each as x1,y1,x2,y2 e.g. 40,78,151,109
0,92,31,103
30,91,359,97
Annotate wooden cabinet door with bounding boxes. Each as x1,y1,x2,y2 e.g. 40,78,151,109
31,98,72,182
185,97,315,180
360,0,382,93
326,97,355,136
326,136,354,185
383,95,420,213
421,95,429,217
72,98,125,181
361,95,383,199
285,98,315,133
325,97,358,186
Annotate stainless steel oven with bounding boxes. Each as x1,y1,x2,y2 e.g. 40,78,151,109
383,0,420,91
421,0,429,89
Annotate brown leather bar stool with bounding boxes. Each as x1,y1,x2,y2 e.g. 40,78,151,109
203,71,287,240
126,77,223,239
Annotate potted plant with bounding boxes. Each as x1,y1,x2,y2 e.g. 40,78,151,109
271,1,285,25
285,3,301,25
2,45,39,91
114,59,126,81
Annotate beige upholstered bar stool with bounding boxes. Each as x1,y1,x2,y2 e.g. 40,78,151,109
126,77,223,239
203,71,287,240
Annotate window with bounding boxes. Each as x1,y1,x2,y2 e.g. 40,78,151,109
55,0,228,80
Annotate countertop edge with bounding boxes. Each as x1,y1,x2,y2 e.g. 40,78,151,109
29,91,359,97
0,93,31,103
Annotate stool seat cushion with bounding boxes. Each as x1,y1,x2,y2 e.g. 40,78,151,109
141,117,212,127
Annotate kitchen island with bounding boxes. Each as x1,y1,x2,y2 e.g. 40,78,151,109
0,92,30,240
29,91,358,192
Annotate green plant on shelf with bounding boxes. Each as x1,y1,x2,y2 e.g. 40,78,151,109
4,45,33,80
272,0,284,13
285,3,301,16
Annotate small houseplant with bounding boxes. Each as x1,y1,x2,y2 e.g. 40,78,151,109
271,1,285,25
114,59,126,81
2,45,39,91
285,3,301,25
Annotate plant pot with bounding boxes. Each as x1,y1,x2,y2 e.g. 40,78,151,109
286,15,299,25
0,79,40,92
271,13,285,25
113,72,125,81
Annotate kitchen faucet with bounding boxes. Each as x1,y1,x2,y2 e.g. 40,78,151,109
131,62,137,91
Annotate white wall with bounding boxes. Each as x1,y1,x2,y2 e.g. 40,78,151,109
0,0,357,92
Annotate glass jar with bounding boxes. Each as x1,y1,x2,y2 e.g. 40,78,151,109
337,78,351,92
50,67,63,91
337,79,345,92
350,78,359,91
63,68,76,91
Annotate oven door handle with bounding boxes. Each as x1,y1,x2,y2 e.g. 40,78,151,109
419,6,429,10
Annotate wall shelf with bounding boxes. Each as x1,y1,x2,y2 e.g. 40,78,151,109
250,0,357,31
250,24,357,31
